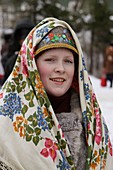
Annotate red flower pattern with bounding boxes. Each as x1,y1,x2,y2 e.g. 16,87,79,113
108,139,113,156
95,112,102,145
0,93,3,99
22,55,29,77
40,138,58,161
40,148,49,157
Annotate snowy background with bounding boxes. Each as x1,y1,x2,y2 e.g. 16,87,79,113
90,75,113,145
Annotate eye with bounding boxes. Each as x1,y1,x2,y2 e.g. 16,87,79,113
65,59,74,64
45,58,55,62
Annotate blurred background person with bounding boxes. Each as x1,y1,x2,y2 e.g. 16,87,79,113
103,42,113,88
1,18,34,85
1,29,13,60
0,29,13,86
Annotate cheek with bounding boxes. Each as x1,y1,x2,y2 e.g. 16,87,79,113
68,67,75,79
38,69,47,86
37,63,50,82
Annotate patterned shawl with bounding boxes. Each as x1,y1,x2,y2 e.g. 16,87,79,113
0,17,112,170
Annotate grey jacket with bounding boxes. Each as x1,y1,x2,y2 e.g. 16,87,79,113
56,92,87,170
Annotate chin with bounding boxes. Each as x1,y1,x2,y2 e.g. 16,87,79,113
51,92,66,97
47,89,67,97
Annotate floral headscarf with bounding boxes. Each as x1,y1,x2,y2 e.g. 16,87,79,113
0,17,112,170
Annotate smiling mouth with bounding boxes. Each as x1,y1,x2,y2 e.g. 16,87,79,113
50,78,65,82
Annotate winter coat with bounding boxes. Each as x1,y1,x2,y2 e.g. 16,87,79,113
104,45,113,74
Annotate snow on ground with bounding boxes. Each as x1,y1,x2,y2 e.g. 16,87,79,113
90,75,113,145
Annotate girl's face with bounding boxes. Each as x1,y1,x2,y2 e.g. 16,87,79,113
36,48,75,97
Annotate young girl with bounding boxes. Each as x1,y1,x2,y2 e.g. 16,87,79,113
0,17,112,170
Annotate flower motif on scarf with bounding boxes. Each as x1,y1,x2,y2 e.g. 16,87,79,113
22,59,29,77
82,56,87,70
0,93,21,121
36,26,49,38
40,138,58,161
37,106,49,131
56,151,71,170
84,83,90,100
80,70,83,81
95,112,102,145
0,92,3,99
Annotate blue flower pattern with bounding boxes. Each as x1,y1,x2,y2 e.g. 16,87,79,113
56,151,71,170
80,70,83,81
103,119,109,145
82,56,87,70
84,83,90,100
82,110,88,129
37,106,49,131
36,26,49,38
0,93,21,121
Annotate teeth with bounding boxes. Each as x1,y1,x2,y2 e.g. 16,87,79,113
51,78,64,82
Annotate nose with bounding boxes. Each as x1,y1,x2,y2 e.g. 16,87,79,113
54,62,65,73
